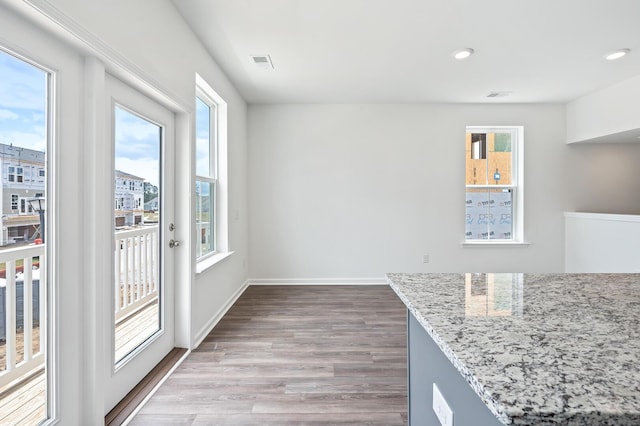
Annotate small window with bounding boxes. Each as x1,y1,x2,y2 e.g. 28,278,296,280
195,73,228,268
11,194,18,210
465,127,523,242
195,95,217,259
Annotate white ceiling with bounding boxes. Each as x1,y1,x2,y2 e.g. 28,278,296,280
172,0,640,104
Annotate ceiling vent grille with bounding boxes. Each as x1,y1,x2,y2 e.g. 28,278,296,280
251,55,274,69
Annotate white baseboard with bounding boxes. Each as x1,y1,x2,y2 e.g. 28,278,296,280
248,277,387,285
193,279,250,348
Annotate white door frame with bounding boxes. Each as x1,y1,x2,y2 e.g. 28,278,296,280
1,1,193,423
103,73,177,412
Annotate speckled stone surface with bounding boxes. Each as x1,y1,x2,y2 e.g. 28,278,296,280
387,273,640,425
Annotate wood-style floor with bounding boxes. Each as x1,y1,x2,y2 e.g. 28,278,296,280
130,285,408,425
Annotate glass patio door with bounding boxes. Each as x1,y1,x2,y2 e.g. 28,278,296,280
104,74,176,412
0,45,50,426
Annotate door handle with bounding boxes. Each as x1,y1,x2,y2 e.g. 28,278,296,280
169,239,181,248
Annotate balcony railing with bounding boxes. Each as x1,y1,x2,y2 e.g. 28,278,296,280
114,225,159,322
0,225,159,392
0,244,45,390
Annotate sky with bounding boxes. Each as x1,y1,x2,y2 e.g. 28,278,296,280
195,96,212,178
0,49,47,151
115,106,160,188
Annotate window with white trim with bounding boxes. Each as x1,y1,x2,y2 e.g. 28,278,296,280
195,74,228,268
465,126,524,242
195,89,218,259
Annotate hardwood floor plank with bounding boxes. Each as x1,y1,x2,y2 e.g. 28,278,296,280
130,285,407,425
190,412,406,426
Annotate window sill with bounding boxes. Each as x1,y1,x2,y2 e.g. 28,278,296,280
196,251,234,275
461,241,531,248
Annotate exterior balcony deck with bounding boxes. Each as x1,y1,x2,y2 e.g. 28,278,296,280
0,301,159,425
0,225,159,425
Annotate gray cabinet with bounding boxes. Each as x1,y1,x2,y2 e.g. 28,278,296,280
408,311,502,426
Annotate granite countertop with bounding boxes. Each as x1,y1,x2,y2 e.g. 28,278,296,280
387,273,640,425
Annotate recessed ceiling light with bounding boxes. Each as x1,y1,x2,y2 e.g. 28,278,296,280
604,49,630,61
452,48,474,60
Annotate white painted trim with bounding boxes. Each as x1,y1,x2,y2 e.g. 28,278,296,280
192,280,250,348
461,241,531,248
248,277,387,285
564,212,640,223
22,0,191,112
195,251,234,275
120,349,191,426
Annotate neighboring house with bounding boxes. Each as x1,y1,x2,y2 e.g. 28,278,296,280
114,170,145,227
0,143,46,245
0,144,147,245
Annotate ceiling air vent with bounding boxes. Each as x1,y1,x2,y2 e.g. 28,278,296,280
487,91,512,98
251,54,274,69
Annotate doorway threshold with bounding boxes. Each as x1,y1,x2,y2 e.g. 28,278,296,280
105,347,188,426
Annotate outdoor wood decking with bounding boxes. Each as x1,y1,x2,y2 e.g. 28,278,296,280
0,301,159,426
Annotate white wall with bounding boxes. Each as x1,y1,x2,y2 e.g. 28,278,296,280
566,75,640,143
248,104,567,279
34,0,249,345
565,212,640,272
565,142,640,214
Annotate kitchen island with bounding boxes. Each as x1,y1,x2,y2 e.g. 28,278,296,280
387,273,640,425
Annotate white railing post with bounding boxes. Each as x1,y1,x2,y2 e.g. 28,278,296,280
5,260,16,373
136,234,141,303
114,240,121,315
23,257,33,362
39,254,45,355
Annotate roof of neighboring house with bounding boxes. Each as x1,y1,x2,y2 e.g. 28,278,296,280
115,169,145,181
0,143,45,164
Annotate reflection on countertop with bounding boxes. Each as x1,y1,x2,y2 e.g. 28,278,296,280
464,273,523,317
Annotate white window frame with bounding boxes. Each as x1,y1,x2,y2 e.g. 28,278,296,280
195,74,229,272
463,126,527,246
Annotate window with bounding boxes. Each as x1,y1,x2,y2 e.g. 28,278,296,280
195,74,228,266
11,194,18,210
195,94,217,259
465,126,523,242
